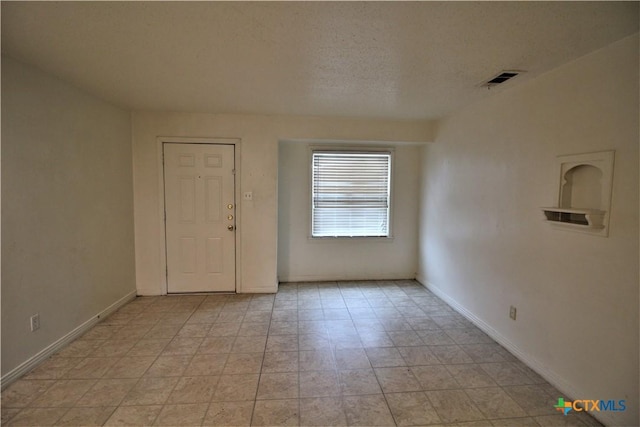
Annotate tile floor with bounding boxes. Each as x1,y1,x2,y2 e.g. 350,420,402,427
2,280,602,426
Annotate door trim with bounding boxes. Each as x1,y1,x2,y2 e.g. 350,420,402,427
157,137,242,295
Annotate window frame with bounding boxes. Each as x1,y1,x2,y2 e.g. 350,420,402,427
309,146,394,240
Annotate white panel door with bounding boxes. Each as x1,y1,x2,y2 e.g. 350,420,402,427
164,143,236,293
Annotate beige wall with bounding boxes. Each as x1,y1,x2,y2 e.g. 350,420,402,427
278,141,421,281
417,35,639,426
132,113,433,294
1,57,136,376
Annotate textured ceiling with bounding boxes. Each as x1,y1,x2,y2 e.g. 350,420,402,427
2,2,638,120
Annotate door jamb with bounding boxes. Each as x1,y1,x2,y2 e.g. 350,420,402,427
157,137,242,295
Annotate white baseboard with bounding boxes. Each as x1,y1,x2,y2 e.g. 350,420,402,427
415,277,616,427
1,290,137,390
278,274,414,283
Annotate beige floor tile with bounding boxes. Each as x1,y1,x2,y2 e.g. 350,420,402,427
166,375,220,403
207,322,241,337
335,348,371,370
388,330,425,347
63,357,118,379
177,323,212,338
5,407,68,426
75,378,138,407
398,346,441,366
23,358,80,381
219,353,261,374
269,321,299,335
299,349,336,371
299,320,329,334
342,394,395,426
262,351,299,373
212,374,259,401
0,282,578,427
271,309,298,322
82,325,122,340
374,367,422,393
89,340,137,358
465,387,527,418
161,337,204,356
491,417,542,426
55,406,116,426
416,330,456,345
503,384,559,416
445,364,497,388
298,333,331,351
534,414,588,426
54,340,103,358
1,408,22,425
430,345,474,364
144,323,182,339
385,391,442,426
231,336,267,353
266,335,299,352
1,379,55,408
121,377,179,406
203,401,254,426
104,356,155,379
244,310,272,323
365,347,406,367
184,353,228,376
359,331,396,348
256,372,299,399
238,322,270,336
426,389,485,423
338,369,382,395
104,405,162,426
445,328,494,345
126,339,170,357
153,403,208,426
199,336,236,354
299,370,341,397
299,309,325,321
480,362,538,386
30,380,96,407
460,343,513,363
144,355,191,377
300,396,347,426
411,365,460,390
251,399,299,426
112,324,153,340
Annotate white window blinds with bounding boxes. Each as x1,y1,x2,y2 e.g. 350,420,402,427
312,151,391,237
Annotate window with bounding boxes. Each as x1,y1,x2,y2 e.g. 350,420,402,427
311,150,392,237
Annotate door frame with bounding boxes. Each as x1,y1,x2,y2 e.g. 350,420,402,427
157,137,242,295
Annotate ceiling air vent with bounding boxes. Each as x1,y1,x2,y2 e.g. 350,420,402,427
482,70,523,88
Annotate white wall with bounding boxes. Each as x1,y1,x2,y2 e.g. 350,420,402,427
278,141,420,282
417,35,639,426
132,113,433,295
1,57,136,377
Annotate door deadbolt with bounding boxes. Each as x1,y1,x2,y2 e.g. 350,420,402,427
227,204,233,209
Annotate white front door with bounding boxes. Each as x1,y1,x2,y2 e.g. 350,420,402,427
163,143,236,293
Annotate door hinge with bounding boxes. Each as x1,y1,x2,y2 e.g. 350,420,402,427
232,169,236,175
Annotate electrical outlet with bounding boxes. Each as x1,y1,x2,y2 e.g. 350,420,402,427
509,306,517,321
30,314,40,331
243,191,253,201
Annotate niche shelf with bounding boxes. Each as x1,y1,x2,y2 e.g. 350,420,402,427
542,150,614,236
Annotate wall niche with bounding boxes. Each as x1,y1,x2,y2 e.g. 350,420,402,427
542,150,614,236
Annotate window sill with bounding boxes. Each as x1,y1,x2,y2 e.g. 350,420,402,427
307,235,395,243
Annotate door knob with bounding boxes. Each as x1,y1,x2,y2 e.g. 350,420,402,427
228,225,235,231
